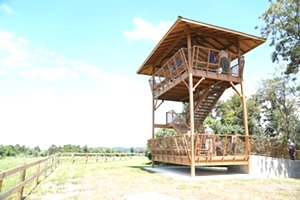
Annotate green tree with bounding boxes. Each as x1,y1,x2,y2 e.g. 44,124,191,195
258,0,300,74
155,128,177,138
48,144,59,155
213,93,260,135
14,144,21,154
34,146,41,152
130,146,135,153
254,68,300,140
83,145,89,153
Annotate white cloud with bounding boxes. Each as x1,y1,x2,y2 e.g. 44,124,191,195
72,61,101,78
0,31,29,67
17,37,29,44
0,78,154,149
19,67,69,79
0,3,18,14
46,51,56,56
123,17,173,42
0,30,103,80
0,30,158,149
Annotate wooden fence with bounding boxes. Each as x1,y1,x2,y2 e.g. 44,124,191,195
59,152,145,164
0,153,59,200
251,140,300,160
0,152,144,199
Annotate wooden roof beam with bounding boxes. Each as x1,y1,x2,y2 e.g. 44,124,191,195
190,27,237,42
154,28,187,66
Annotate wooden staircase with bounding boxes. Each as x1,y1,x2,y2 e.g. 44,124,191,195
166,110,190,134
184,84,228,127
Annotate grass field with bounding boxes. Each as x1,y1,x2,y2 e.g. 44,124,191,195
1,157,300,200
0,156,47,200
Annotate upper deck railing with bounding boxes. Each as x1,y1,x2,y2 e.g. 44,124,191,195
148,45,245,93
192,46,244,76
148,48,188,93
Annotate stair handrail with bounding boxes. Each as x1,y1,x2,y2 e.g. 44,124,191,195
166,110,190,133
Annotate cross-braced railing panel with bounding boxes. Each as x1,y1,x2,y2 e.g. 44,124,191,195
192,45,244,76
148,48,188,93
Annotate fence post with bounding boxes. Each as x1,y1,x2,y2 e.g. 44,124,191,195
54,154,57,168
34,163,40,186
51,157,54,173
44,159,48,178
72,153,75,164
56,153,60,168
85,154,89,163
0,172,2,193
16,165,26,200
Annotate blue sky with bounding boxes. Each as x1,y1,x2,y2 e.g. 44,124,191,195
0,1,276,149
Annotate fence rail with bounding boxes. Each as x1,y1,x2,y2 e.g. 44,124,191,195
59,152,145,164
0,153,60,200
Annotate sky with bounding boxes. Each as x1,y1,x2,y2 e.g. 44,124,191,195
0,0,277,150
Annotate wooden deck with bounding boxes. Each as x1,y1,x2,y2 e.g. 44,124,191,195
149,134,251,166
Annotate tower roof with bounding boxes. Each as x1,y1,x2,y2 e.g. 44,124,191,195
137,16,266,76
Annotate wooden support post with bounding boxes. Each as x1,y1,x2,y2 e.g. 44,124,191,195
17,165,26,200
34,163,40,186
152,92,155,168
187,27,195,177
240,81,249,136
246,136,251,174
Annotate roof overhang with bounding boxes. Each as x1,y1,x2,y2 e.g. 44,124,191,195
137,16,266,76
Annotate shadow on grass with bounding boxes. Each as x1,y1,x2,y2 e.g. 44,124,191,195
127,161,188,174
22,172,54,200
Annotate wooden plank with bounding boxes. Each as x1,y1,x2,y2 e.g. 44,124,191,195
16,168,26,200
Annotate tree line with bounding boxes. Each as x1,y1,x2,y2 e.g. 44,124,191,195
0,144,145,158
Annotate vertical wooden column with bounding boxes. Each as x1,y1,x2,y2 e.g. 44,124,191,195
236,39,248,136
187,27,195,177
237,39,250,174
240,81,249,135
151,67,155,168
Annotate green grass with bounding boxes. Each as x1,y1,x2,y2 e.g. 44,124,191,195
2,157,300,200
0,156,53,200
0,156,42,171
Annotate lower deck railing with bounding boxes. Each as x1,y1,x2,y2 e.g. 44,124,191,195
148,134,251,166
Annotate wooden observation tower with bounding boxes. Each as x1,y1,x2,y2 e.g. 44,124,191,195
136,16,266,177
